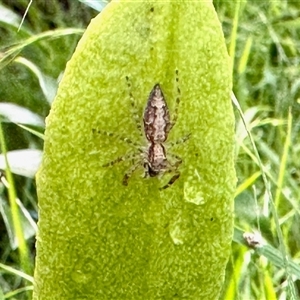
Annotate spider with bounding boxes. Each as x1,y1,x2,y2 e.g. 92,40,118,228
94,71,189,190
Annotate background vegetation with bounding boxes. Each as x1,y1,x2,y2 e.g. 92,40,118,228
0,0,299,299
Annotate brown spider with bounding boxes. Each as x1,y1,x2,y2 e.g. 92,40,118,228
94,70,190,189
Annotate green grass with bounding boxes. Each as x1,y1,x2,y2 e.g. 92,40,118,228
1,0,300,299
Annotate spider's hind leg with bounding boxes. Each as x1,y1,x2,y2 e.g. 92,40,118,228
159,172,181,190
102,147,142,167
122,161,142,186
159,154,182,190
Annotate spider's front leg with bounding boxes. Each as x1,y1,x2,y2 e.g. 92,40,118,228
167,69,181,133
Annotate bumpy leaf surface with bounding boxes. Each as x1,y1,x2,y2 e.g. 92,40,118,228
34,1,236,299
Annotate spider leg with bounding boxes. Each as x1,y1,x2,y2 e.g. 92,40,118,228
102,151,141,167
143,162,150,178
168,153,182,168
159,172,181,190
125,76,143,136
155,155,182,190
93,128,141,148
168,133,191,148
122,161,142,186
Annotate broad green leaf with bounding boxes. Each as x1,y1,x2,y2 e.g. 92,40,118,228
34,1,236,299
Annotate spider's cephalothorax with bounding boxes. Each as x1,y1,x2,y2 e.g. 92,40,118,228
97,70,188,190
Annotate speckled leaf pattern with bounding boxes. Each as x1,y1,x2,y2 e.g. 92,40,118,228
34,1,236,299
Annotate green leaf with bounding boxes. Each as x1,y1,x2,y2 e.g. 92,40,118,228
0,149,42,178
234,228,300,279
34,1,236,299
0,28,84,70
14,57,57,104
78,0,108,11
0,103,44,126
